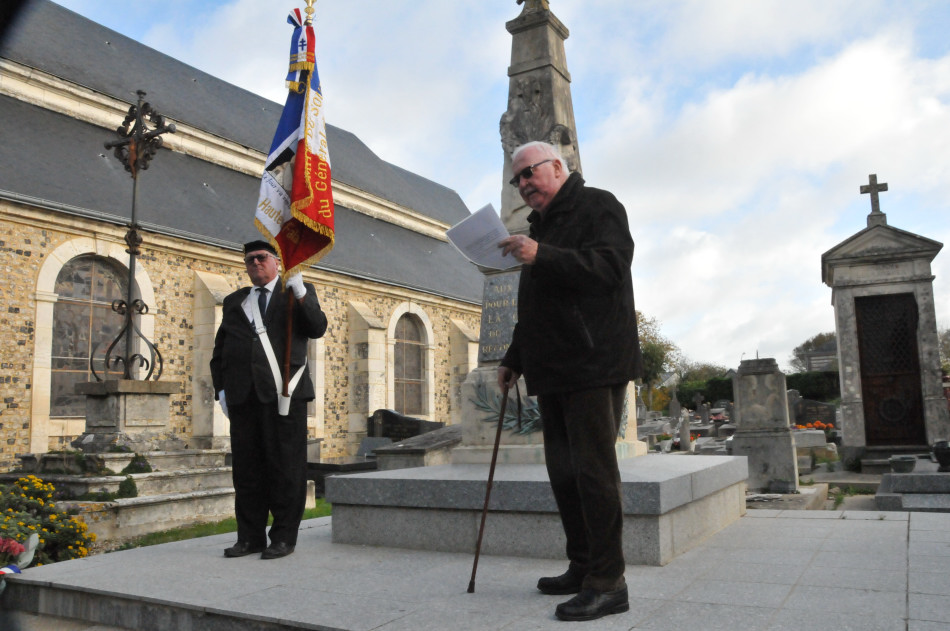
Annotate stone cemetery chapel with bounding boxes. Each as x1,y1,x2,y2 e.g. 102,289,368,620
822,174,950,468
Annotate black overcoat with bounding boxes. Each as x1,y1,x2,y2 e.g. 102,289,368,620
501,172,643,396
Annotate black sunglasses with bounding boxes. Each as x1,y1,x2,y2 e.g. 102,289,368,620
244,253,272,264
508,159,554,187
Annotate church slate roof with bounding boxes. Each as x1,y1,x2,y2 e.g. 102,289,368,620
0,0,483,303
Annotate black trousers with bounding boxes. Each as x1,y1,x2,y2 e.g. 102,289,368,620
229,393,308,547
538,384,626,591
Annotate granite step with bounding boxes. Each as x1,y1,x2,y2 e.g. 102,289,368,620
1,467,234,499
16,449,230,475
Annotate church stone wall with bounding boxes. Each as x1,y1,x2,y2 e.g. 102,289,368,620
0,201,480,470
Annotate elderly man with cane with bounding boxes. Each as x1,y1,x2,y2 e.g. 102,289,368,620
498,141,642,622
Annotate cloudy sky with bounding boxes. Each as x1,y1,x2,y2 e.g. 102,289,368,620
51,0,950,372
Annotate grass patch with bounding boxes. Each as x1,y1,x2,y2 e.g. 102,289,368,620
828,485,875,509
114,499,332,551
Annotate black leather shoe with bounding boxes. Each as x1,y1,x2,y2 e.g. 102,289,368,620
223,541,265,558
537,569,585,595
261,541,295,559
555,586,629,621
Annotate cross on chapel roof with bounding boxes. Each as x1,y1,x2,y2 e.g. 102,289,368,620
860,173,888,215
860,174,890,227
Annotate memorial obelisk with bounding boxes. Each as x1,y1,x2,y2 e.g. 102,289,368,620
453,0,644,464
327,3,743,562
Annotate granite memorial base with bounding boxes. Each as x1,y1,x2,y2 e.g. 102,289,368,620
327,455,747,566
875,460,950,511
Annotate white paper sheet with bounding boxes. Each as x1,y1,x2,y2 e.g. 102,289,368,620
446,204,520,270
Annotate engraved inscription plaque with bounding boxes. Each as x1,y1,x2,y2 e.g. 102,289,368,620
478,270,521,363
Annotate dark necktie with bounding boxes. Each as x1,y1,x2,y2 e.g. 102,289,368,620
257,287,268,315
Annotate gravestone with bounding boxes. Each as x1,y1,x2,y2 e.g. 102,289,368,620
822,174,950,466
636,393,648,426
730,358,799,493
786,389,802,420
692,392,704,414
794,399,837,428
669,392,681,421
678,410,692,452
368,409,444,443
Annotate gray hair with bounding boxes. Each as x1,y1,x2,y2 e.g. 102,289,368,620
511,141,570,174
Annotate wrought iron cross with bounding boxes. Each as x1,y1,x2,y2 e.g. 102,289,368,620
860,173,888,215
95,90,175,381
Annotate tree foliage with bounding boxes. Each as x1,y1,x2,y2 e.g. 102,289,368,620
677,359,729,382
939,326,950,373
637,311,679,386
674,377,734,408
788,332,836,373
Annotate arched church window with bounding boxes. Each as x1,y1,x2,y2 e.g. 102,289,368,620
50,256,128,417
394,314,425,415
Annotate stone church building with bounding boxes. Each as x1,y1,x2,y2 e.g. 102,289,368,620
0,1,484,471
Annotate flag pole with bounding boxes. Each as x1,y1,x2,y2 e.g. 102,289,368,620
259,0,333,400
281,0,317,399
282,0,316,397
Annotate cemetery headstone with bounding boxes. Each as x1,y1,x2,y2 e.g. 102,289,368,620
679,412,692,452
368,409,444,443
669,394,681,423
692,392,704,413
795,399,837,428
730,358,799,493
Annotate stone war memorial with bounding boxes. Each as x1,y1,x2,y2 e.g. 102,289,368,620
326,0,748,567
822,174,950,471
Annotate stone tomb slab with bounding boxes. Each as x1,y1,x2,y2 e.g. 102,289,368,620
327,455,748,566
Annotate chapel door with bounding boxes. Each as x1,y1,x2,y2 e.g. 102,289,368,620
854,293,927,446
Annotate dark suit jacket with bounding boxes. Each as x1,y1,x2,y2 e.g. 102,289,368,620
210,278,327,406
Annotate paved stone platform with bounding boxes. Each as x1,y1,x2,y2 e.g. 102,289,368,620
327,456,748,565
4,510,950,630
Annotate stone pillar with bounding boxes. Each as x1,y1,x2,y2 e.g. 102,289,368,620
730,358,799,493
452,1,646,464
72,379,184,453
499,0,582,235
449,319,479,426
347,302,387,455
191,271,232,450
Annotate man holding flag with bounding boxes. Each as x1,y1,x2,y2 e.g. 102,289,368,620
211,3,334,560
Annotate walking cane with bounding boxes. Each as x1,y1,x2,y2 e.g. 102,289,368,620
468,381,518,593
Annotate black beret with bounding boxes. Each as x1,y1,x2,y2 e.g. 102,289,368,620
243,240,277,256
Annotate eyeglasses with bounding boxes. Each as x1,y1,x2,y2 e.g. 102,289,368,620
244,253,272,264
508,159,553,187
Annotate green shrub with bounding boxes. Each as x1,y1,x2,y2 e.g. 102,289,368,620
117,476,138,499
785,371,840,401
120,454,152,475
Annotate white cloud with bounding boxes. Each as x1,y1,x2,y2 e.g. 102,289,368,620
582,28,950,368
